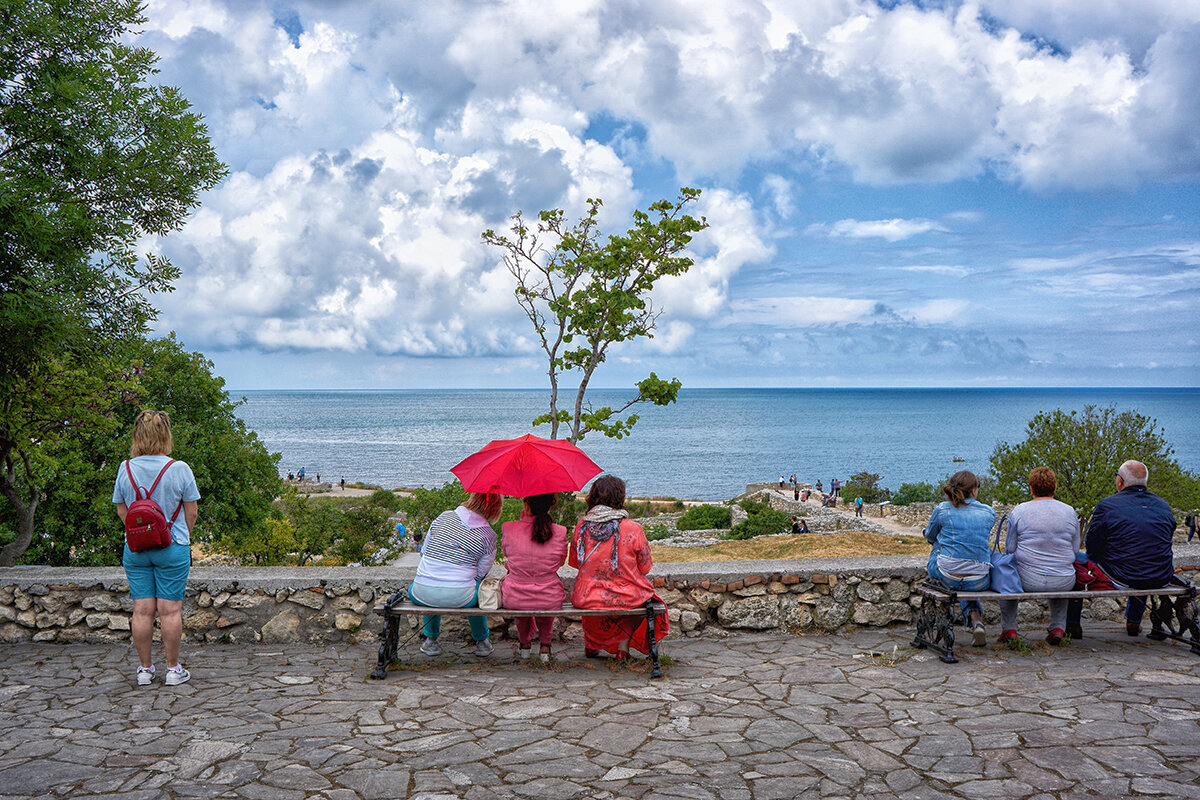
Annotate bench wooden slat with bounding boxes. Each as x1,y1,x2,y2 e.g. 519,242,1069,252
374,601,666,618
917,586,1190,601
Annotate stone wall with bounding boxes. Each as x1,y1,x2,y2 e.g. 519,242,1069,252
4,557,1198,646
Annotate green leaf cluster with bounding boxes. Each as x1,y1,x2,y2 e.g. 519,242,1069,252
891,482,940,506
989,404,1200,516
727,503,791,540
841,472,891,504
676,504,732,530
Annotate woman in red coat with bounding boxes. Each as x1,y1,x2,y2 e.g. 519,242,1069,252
569,475,668,659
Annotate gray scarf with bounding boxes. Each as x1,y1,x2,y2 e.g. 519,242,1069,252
576,505,628,572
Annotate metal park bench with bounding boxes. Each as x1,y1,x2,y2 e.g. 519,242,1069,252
912,578,1200,663
370,592,667,679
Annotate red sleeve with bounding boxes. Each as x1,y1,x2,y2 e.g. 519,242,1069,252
567,522,582,568
625,520,653,574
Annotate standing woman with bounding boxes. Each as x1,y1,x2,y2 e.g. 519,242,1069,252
408,492,502,657
569,475,668,659
113,410,200,686
501,493,569,661
997,467,1080,645
923,470,995,646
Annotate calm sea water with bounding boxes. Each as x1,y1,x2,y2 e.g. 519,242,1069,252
232,388,1199,501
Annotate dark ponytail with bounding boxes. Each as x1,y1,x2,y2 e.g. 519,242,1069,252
525,493,558,544
942,470,979,507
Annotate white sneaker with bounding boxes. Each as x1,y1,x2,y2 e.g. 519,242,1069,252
419,638,442,656
164,666,190,686
136,666,155,686
474,638,494,658
539,651,551,664
517,647,531,660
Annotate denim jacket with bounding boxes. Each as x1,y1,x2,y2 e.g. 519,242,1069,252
924,498,996,564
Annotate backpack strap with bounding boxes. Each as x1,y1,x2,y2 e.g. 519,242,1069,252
126,459,184,521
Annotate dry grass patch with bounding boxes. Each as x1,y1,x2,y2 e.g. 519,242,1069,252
650,531,931,562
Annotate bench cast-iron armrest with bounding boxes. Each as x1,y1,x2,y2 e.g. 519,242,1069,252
912,580,1200,664
370,597,668,680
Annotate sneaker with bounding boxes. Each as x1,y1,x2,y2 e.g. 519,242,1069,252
517,646,531,660
997,629,1018,644
164,666,190,686
971,622,987,647
539,652,551,664
419,638,442,657
1126,622,1141,637
136,666,155,686
474,638,494,658
1045,628,1064,646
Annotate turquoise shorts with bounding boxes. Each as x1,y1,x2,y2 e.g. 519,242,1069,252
123,543,191,601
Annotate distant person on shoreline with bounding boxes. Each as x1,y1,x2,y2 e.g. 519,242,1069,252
779,476,785,488
802,488,810,502
339,477,345,491
793,484,800,501
816,480,823,493
924,470,995,647
854,496,863,517
1187,512,1197,543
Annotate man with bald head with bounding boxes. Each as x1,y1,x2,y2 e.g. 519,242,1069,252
1067,460,1177,639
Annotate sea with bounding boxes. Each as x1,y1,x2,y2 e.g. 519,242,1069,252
232,388,1200,502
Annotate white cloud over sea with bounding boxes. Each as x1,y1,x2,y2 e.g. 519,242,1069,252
137,0,1199,388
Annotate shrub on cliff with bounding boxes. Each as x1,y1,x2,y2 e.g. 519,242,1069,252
891,482,939,506
726,507,791,540
841,472,890,504
677,504,732,530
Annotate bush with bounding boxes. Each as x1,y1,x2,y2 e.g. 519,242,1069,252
645,524,672,541
726,508,792,540
841,472,891,504
739,498,771,515
891,482,939,506
676,504,732,530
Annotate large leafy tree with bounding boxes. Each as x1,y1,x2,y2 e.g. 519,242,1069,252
990,405,1200,518
3,335,280,565
482,189,708,442
0,0,226,563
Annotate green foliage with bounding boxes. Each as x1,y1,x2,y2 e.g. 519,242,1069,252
841,472,891,504
367,488,404,513
989,405,1200,515
395,482,468,541
891,482,939,506
273,488,340,566
727,507,792,540
226,518,299,566
332,504,392,565
482,189,708,443
2,335,280,565
553,492,585,532
645,524,672,541
676,504,732,530
738,498,771,515
0,0,226,564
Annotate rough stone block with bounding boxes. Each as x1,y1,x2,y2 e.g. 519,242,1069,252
0,622,30,642
852,602,913,626
814,598,851,631
0,604,14,622
183,609,220,630
261,610,302,643
679,610,703,632
733,585,767,597
67,608,88,625
197,591,213,607
16,609,36,627
35,612,66,628
80,593,121,612
767,582,788,594
212,591,232,608
107,614,132,631
15,594,33,611
358,587,375,603
331,596,368,613
717,595,782,629
652,577,666,588
687,589,724,609
743,574,763,586
726,580,744,592
812,574,830,585
781,574,800,585
288,590,326,610
226,594,268,610
658,588,685,605
85,613,109,629
32,630,58,642
856,582,884,602
334,613,362,631
27,584,49,596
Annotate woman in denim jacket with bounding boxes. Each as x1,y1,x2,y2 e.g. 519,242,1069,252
924,471,996,646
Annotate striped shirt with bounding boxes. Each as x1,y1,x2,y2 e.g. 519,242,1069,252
413,507,497,588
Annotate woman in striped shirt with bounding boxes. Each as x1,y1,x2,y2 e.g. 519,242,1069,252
409,492,503,657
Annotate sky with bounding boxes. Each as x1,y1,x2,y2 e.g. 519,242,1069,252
136,0,1200,390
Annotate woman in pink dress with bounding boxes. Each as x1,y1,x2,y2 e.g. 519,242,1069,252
569,475,668,659
500,493,568,662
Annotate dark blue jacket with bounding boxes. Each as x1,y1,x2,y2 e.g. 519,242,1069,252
1086,486,1175,588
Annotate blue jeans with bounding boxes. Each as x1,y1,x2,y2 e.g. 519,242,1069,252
408,581,489,641
927,553,990,621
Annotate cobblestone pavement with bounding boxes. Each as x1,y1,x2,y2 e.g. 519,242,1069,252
2,623,1198,800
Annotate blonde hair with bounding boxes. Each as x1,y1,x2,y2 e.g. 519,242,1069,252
464,492,503,522
130,410,173,457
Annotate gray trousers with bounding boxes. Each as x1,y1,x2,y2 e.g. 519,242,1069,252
1000,569,1076,632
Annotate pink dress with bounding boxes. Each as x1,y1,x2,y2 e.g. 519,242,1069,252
500,514,568,609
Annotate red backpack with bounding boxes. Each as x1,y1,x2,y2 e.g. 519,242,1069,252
123,460,182,552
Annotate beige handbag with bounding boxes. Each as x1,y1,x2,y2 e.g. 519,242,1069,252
477,578,502,611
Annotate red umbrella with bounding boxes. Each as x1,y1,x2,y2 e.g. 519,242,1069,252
450,434,603,497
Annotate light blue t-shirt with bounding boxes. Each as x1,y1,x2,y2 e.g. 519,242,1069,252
112,456,201,546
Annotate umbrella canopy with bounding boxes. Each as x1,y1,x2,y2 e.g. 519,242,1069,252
450,434,603,497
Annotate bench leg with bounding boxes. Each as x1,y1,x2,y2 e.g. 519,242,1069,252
370,590,406,680
1146,590,1200,655
912,594,958,664
645,601,663,679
